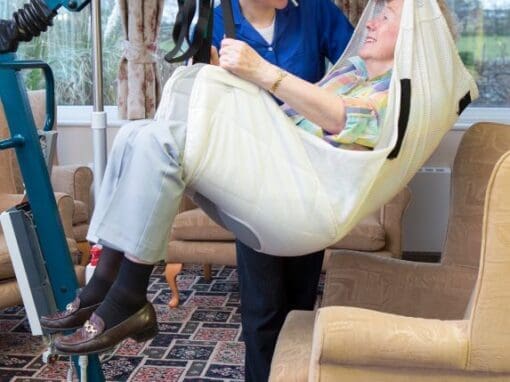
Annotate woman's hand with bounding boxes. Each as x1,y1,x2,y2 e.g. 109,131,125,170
218,38,271,85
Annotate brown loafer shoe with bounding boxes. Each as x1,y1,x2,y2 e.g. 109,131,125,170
54,303,158,355
40,297,100,332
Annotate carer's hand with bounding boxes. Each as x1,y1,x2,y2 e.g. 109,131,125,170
210,46,220,66
219,38,271,86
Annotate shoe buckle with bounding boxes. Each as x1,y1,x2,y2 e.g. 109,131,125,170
84,320,98,335
65,302,74,312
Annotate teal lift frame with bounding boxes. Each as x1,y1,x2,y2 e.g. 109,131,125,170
0,32,104,382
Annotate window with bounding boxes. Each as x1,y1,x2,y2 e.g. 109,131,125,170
450,0,509,107
0,0,180,106
1,1,508,111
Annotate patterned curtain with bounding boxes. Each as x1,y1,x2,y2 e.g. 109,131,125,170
335,0,370,26
117,0,164,120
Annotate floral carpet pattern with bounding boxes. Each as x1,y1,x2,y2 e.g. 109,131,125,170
0,265,247,382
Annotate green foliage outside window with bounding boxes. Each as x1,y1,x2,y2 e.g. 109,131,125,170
452,0,510,106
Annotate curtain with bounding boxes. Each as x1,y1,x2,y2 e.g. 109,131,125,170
117,0,164,120
335,0,370,26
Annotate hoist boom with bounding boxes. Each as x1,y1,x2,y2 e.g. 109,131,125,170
0,0,90,54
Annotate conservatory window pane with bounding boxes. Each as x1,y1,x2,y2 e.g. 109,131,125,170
0,0,183,106
158,1,183,87
0,0,123,106
451,0,510,107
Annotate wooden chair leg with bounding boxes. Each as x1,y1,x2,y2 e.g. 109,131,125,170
203,263,212,282
76,241,91,266
165,263,183,308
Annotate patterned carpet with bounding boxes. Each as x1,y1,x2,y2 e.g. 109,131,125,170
0,264,247,382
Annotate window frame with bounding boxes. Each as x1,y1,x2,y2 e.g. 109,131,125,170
56,104,510,130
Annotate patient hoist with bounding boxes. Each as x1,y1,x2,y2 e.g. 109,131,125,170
0,0,106,380
0,0,229,380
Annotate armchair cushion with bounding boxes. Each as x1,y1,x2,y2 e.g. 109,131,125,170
0,194,24,213
73,200,89,225
0,231,79,281
0,264,85,312
171,208,386,250
168,241,237,265
171,208,235,241
0,192,79,281
311,307,468,372
330,212,385,251
0,280,21,310
0,233,14,280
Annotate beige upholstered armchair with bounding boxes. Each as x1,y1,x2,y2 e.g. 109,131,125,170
0,195,84,311
0,91,86,310
269,122,510,381
50,165,93,247
165,180,410,308
26,90,94,248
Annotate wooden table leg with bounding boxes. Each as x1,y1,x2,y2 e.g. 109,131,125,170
165,263,183,308
77,241,91,266
203,263,212,282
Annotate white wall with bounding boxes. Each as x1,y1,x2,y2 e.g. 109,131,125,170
56,125,120,167
56,106,121,166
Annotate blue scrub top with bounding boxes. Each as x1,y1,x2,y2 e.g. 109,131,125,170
212,0,354,84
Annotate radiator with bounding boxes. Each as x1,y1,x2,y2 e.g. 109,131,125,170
402,166,451,253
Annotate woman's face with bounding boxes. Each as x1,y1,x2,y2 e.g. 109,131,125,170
359,0,403,66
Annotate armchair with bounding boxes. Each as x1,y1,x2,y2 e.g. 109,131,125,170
24,90,93,247
0,91,86,310
269,122,510,381
0,193,84,310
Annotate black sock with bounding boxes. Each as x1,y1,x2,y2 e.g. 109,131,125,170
78,245,123,307
94,257,154,329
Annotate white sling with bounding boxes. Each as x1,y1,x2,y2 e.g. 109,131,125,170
156,0,478,256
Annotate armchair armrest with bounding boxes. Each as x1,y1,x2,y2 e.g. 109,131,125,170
380,186,411,257
0,192,79,259
0,194,25,213
54,192,81,261
322,250,476,319
311,306,468,373
54,192,75,241
51,165,93,208
0,193,73,239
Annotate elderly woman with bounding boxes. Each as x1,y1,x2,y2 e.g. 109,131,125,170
44,0,406,354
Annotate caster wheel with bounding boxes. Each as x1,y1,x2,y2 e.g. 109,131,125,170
42,349,58,364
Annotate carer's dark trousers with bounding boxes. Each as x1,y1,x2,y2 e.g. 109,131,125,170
236,240,324,382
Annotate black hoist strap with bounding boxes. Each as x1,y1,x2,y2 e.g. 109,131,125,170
165,0,235,64
165,0,196,63
221,0,236,38
387,79,411,160
165,0,211,63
